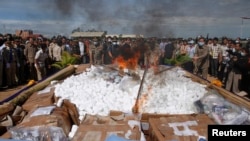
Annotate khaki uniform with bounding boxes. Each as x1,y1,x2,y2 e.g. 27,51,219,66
89,44,96,65
24,43,37,80
24,43,37,63
94,45,103,65
49,43,61,62
193,45,209,79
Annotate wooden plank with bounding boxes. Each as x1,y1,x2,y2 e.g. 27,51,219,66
209,85,250,110
9,65,75,106
184,70,250,110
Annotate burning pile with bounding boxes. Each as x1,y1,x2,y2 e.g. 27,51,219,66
54,64,208,119
54,65,141,118
140,67,207,113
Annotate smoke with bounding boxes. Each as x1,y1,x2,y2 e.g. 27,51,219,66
131,1,181,38
42,0,178,37
40,0,250,38
53,0,76,16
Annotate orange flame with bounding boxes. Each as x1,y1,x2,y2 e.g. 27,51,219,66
133,94,148,113
114,52,140,70
138,94,148,108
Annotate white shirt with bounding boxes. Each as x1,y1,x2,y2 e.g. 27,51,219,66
220,45,229,57
0,44,6,60
0,44,5,51
209,44,221,59
52,44,62,61
159,42,167,53
35,49,48,67
187,44,197,58
79,41,84,56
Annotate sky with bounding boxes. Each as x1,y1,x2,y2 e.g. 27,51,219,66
0,0,250,39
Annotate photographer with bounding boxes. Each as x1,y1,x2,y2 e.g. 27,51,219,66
0,34,7,87
238,48,250,97
225,42,244,94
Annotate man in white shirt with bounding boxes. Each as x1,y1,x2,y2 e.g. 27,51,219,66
34,44,49,81
52,42,62,62
183,40,196,72
218,37,229,82
49,38,62,62
209,37,222,78
159,38,167,65
78,38,85,64
0,37,6,87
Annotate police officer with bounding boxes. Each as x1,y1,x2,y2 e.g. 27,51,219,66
2,41,19,87
89,38,97,65
14,38,26,84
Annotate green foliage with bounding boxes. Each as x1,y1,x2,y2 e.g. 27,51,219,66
164,58,176,65
51,51,78,69
164,54,191,66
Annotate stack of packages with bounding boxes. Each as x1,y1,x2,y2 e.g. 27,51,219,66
72,111,145,141
147,114,214,141
4,85,80,141
194,90,250,125
139,113,215,141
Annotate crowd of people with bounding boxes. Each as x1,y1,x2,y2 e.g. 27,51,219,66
0,33,250,98
145,35,249,99
175,36,250,97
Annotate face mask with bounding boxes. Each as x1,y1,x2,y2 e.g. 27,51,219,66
112,42,117,45
232,48,235,52
198,42,204,46
93,42,97,45
241,52,246,56
117,41,120,45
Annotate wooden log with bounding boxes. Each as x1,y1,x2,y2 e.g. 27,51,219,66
0,103,15,116
183,71,210,86
208,85,250,110
132,67,148,113
74,64,91,75
154,66,176,75
9,65,76,106
184,70,250,110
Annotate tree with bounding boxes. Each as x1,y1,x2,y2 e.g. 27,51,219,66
52,51,78,69
71,27,81,33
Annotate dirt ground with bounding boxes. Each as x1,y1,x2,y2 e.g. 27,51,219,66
0,85,26,102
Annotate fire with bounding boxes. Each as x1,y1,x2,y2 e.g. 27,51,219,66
138,94,148,109
132,94,148,113
114,52,140,70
